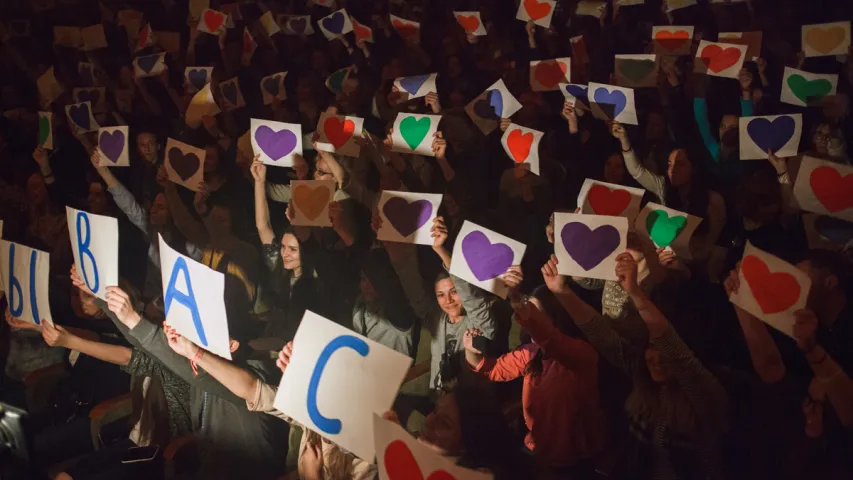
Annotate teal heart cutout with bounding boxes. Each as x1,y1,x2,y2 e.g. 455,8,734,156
39,116,50,145
646,209,687,247
787,74,832,104
400,116,431,150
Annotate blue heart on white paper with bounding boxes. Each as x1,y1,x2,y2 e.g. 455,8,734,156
399,75,430,95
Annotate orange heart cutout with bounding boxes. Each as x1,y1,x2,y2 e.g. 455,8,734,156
655,30,690,51
699,45,742,73
805,27,847,54
204,10,225,32
393,20,419,38
353,20,371,41
385,440,457,480
741,255,801,315
324,117,356,149
293,185,331,220
457,15,480,33
588,185,631,216
810,166,853,213
524,0,552,21
507,129,534,163
534,60,568,88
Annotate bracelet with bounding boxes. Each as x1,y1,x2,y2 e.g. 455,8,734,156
777,170,788,177
190,346,205,376
621,145,632,153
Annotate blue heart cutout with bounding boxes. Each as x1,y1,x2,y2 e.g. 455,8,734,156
487,89,503,117
399,75,430,95
593,88,627,117
815,215,853,244
747,116,796,153
564,84,588,99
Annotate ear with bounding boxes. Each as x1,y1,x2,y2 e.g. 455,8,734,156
229,338,240,353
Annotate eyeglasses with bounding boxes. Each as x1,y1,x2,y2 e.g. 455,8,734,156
315,169,331,177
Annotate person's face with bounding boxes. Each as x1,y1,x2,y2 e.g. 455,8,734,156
136,132,158,163
719,114,739,147
149,193,169,226
604,153,626,184
645,112,665,141
78,289,101,316
435,278,462,317
280,233,301,271
446,56,462,77
419,392,463,456
87,183,109,214
645,347,673,382
359,272,377,301
667,149,692,187
797,260,838,307
812,124,832,155
27,173,47,205
204,146,219,172
313,157,334,181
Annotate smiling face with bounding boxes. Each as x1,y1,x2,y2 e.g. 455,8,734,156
280,233,301,272
419,392,463,456
136,132,158,163
812,123,832,155
435,277,462,317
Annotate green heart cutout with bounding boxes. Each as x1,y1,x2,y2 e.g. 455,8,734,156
619,60,656,84
399,116,431,150
787,74,832,104
327,68,349,93
39,116,50,145
646,210,687,247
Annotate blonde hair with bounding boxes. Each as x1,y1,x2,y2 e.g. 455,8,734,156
304,429,350,480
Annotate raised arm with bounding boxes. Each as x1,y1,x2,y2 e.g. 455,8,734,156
511,300,599,374
163,175,210,246
249,159,275,245
610,122,666,202
463,329,531,382
41,321,132,366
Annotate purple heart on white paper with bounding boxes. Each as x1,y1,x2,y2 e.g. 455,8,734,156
99,130,125,163
461,231,513,281
382,197,432,237
255,126,297,161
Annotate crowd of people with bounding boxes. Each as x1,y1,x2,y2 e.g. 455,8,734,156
1,0,852,479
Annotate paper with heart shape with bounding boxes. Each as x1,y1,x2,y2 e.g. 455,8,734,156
185,83,220,128
219,78,245,111
65,102,98,133
449,221,526,299
273,311,411,463
802,21,851,57
197,9,226,35
81,24,108,51
325,66,353,94
377,191,442,244
37,67,64,108
393,73,438,99
793,156,853,223
578,179,645,222
260,72,288,105
472,90,503,120
664,0,697,12
739,114,802,160
730,243,811,337
560,83,589,107
74,87,106,113
242,27,257,60
374,414,494,480
185,67,213,93
97,126,129,167
465,79,522,135
814,215,853,245
516,0,556,27
589,83,638,125
391,113,440,157
390,15,420,39
38,112,54,150
251,119,303,167
652,26,694,55
53,26,82,48
164,138,205,192
554,213,627,281
319,9,353,39
576,1,606,17
454,11,486,36
529,58,570,91
694,40,747,78
133,53,165,78
718,31,763,61
283,15,315,36
315,112,364,157
65,207,119,302
259,11,281,37
500,124,543,175
0,240,53,326
291,180,335,226
351,17,373,42
780,67,838,107
135,24,152,51
615,54,658,88
635,202,702,259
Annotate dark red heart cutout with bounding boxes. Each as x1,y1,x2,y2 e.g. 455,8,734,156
588,185,631,216
700,45,742,73
810,166,853,213
384,440,457,480
534,60,568,88
741,255,801,315
204,10,225,33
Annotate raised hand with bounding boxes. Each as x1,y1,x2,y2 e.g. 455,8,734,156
541,254,567,294
5,308,39,331
276,341,294,374
431,131,447,159
425,92,440,114
615,252,640,295
462,328,485,354
105,286,141,329
42,321,69,347
164,323,198,359
793,309,819,353
737,68,753,92
430,216,448,249
70,264,93,295
156,164,170,187
501,265,524,291
250,156,266,183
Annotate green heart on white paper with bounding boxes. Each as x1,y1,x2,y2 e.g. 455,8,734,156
399,116,430,150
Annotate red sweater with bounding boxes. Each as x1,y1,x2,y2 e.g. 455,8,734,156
475,320,605,467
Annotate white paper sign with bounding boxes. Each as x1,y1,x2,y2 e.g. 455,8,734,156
38,112,54,150
559,83,589,106
588,83,638,125
185,83,220,128
274,311,412,461
802,22,851,58
635,202,702,260
158,235,231,359
318,9,353,39
316,113,363,157
65,207,118,300
133,53,166,78
0,241,52,326
780,67,838,107
251,119,303,167
290,180,335,227
282,15,315,36
389,15,420,40
577,179,645,223
65,102,99,134
738,114,802,161
260,72,288,105
695,40,747,79
554,213,627,281
529,58,571,92
259,11,281,37
500,124,543,175
793,156,853,222
454,11,486,36
652,26,694,56
393,73,438,99
614,54,658,88
729,243,811,337
164,138,206,192
373,414,493,480
73,87,106,113
185,67,213,94
449,221,526,299
391,113,440,157
576,1,606,17
197,9,228,35
97,126,130,167
377,191,442,245
516,0,556,27
664,0,697,12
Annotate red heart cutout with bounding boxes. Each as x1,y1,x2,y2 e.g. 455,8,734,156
654,30,690,51
699,45,742,73
385,440,457,480
137,26,150,49
524,0,552,21
204,10,225,33
741,255,801,315
243,31,254,54
810,166,853,213
457,15,480,33
324,117,356,149
353,20,371,41
588,185,631,216
507,129,534,163
534,60,568,88
393,20,419,38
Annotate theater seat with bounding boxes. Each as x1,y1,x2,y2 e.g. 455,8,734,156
88,393,132,450
164,434,200,478
23,363,68,414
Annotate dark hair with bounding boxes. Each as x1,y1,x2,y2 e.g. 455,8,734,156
800,249,851,284
129,373,172,447
525,286,584,378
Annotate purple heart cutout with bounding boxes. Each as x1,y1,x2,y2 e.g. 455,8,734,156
188,69,208,90
322,12,345,34
69,104,91,130
255,126,297,161
746,116,796,153
99,130,125,162
560,222,621,271
383,197,433,237
290,18,307,33
168,148,200,181
461,231,513,281
399,74,430,95
592,88,627,118
77,89,100,106
263,76,280,96
137,55,159,73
